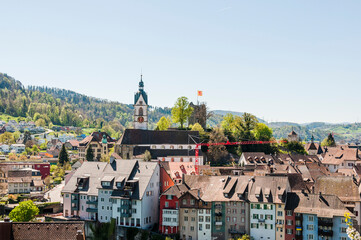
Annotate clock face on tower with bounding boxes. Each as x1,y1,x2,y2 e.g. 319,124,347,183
138,116,144,123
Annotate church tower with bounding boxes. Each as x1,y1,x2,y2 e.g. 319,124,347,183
134,75,148,130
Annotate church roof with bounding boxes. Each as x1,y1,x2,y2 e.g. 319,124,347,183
118,129,199,145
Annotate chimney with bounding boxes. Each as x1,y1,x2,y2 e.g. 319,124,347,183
76,230,85,240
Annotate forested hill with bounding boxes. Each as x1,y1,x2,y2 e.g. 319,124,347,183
1,72,360,142
0,73,172,132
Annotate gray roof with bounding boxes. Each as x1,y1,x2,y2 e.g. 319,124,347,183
62,160,158,200
62,162,108,195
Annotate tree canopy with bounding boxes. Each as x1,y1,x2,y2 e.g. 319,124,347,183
171,97,193,128
9,200,39,222
155,116,171,130
86,146,94,161
58,144,69,165
207,127,228,165
321,133,336,147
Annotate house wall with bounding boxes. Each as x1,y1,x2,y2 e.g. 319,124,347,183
225,201,248,239
159,194,179,234
250,203,276,240
212,202,225,240
63,193,71,217
275,204,285,240
302,214,317,240
180,208,198,240
333,216,348,239
78,194,90,220
8,182,31,194
197,208,211,240
284,210,295,240
98,189,113,222
160,166,174,193
140,164,160,229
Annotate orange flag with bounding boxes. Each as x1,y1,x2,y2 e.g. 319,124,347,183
197,90,203,96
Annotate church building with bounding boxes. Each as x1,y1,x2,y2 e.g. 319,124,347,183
115,76,203,164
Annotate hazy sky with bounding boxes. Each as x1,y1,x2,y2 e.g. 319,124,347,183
1,1,360,123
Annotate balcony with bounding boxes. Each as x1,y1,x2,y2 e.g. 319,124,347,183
318,229,333,237
71,204,79,211
86,207,98,213
228,229,245,235
318,219,333,227
86,200,98,205
120,211,131,218
215,222,222,226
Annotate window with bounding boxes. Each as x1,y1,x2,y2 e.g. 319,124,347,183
206,216,210,222
206,224,210,229
286,210,292,216
199,224,202,231
277,211,283,216
190,226,194,231
190,199,195,205
307,225,313,230
251,223,259,229
341,227,347,233
199,216,204,222
165,202,169,208
286,229,293,234
184,216,188,221
308,216,314,222
182,199,187,205
287,220,293,225
226,217,230,222
191,217,195,221
308,234,314,240
232,217,237,222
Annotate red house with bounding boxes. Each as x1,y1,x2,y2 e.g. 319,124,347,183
285,193,298,240
159,184,188,235
159,162,175,193
32,162,50,179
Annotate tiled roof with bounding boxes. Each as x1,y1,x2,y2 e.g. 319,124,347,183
248,176,289,204
162,184,189,198
314,176,360,202
11,221,85,240
285,192,353,218
322,147,359,165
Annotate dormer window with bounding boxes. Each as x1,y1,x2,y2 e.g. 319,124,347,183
102,181,111,187
116,182,122,188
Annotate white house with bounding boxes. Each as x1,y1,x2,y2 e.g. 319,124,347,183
62,159,160,230
10,144,25,154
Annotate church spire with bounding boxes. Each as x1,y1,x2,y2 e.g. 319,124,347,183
139,74,144,90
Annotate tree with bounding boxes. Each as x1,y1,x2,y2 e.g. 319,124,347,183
86,146,94,161
281,139,307,154
143,150,151,162
23,130,32,144
155,116,171,130
58,144,69,165
35,118,46,127
31,145,39,155
207,127,228,165
44,175,51,186
0,132,15,145
9,200,39,222
254,123,273,141
240,234,251,240
171,97,193,128
191,123,205,135
321,133,336,147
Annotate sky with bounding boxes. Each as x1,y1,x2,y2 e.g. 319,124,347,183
0,1,360,124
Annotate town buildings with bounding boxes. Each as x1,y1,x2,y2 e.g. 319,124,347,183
62,159,160,230
78,131,115,161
